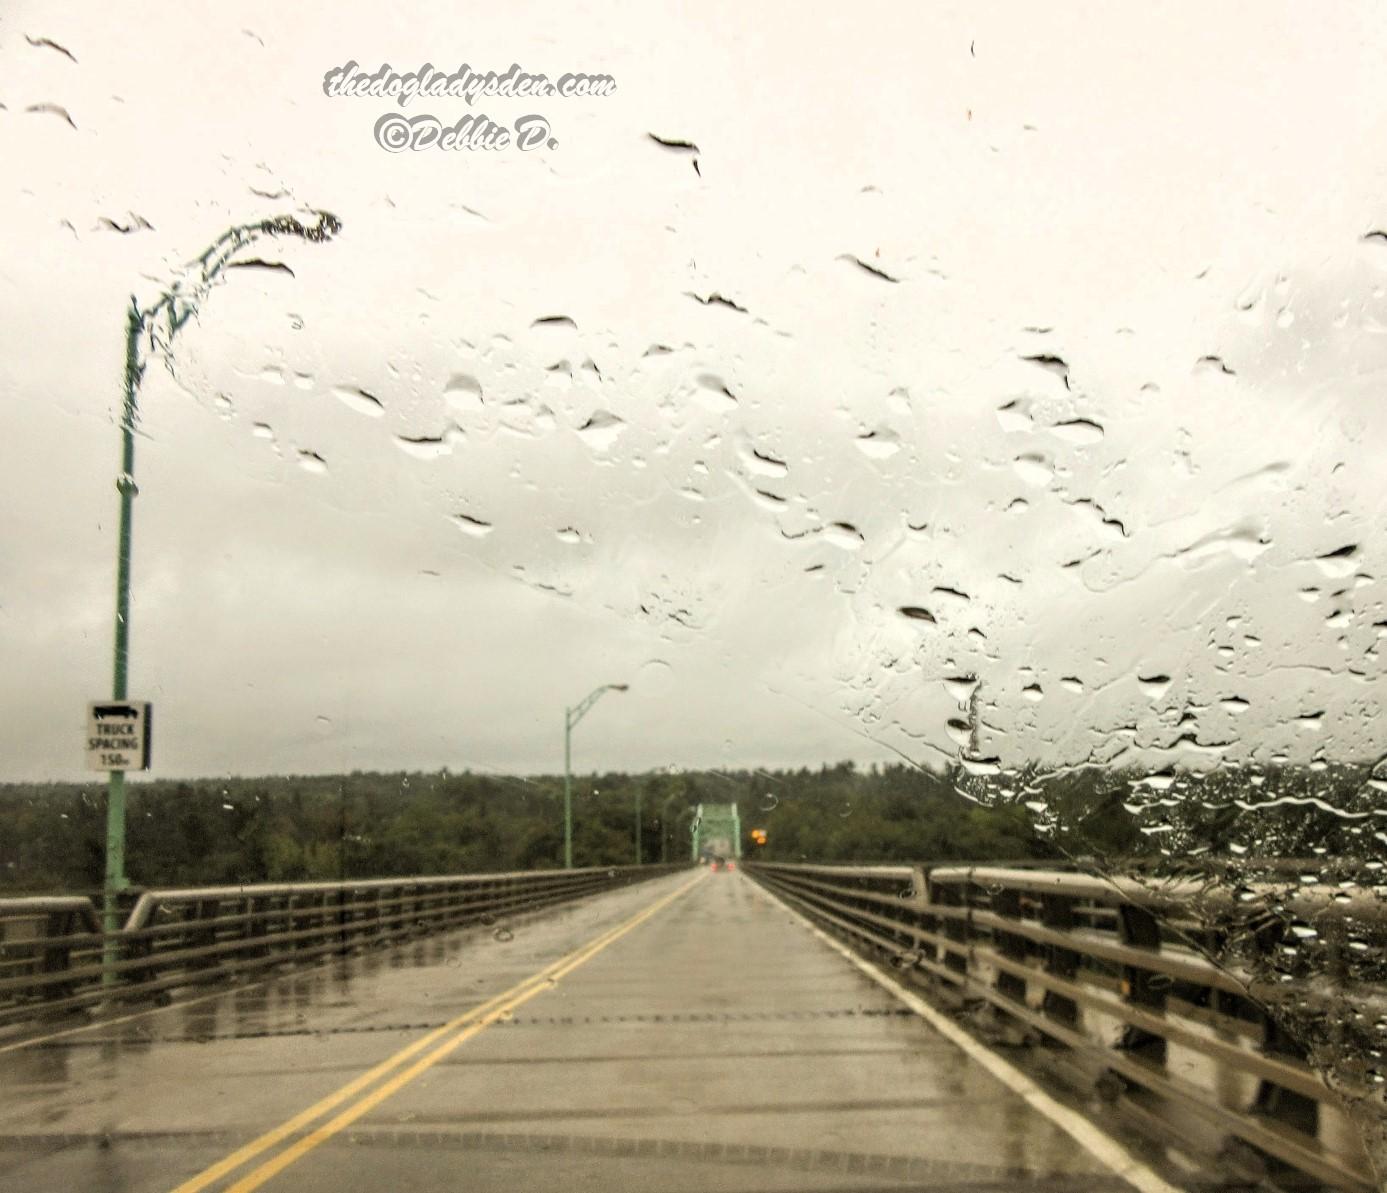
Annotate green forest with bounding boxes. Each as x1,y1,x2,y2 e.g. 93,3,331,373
0,760,1379,894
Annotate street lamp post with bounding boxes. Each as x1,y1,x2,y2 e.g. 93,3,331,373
563,683,627,869
659,792,682,864
100,212,340,975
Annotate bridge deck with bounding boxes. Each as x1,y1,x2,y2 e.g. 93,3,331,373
0,871,1147,1192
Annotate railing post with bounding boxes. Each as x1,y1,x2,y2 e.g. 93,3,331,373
193,898,219,971
38,909,77,1005
1116,903,1167,1065
247,896,269,959
992,887,1029,1004
367,888,382,938
1039,893,1080,1027
929,875,971,979
336,885,351,954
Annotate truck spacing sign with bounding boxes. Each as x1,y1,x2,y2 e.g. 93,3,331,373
86,702,152,771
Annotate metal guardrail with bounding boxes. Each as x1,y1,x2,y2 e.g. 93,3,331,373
745,860,1381,1193
0,864,685,1030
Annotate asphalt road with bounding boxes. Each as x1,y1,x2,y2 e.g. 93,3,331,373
0,869,1147,1192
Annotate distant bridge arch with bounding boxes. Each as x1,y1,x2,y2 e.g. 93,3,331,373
691,802,741,860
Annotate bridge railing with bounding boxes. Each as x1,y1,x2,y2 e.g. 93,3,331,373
744,860,1380,1193
0,864,684,1030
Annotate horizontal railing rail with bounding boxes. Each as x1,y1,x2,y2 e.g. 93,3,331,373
744,860,1381,1193
0,864,686,1030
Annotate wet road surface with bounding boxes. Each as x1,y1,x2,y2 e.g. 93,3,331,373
0,870,1145,1192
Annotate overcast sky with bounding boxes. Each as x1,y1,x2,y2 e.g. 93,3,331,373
3,1,1386,783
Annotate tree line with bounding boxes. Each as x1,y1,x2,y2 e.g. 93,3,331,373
0,759,1376,893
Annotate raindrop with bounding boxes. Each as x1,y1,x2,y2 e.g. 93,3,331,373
740,441,789,478
452,513,494,538
1049,418,1104,445
1012,454,1054,486
297,450,327,474
693,373,738,413
855,428,901,459
332,385,384,418
1022,354,1070,388
1137,674,1171,701
897,606,936,624
825,522,864,550
996,400,1033,433
493,926,514,943
443,374,484,413
944,675,979,703
1315,544,1358,578
1195,355,1236,377
576,409,626,451
395,431,461,460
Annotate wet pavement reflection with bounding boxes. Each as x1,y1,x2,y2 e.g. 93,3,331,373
0,873,1141,1192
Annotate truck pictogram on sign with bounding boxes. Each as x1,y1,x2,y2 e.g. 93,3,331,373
86,701,152,772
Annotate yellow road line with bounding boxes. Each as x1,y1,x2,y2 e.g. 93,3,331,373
174,871,705,1193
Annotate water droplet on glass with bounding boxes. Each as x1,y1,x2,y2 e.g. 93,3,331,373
576,409,626,451
332,385,384,418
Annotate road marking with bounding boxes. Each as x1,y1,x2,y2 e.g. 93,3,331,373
0,876,681,1056
751,878,1185,1193
173,871,706,1193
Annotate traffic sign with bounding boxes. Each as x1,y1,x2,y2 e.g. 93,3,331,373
86,701,151,772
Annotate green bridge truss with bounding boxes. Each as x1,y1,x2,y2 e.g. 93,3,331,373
691,802,741,861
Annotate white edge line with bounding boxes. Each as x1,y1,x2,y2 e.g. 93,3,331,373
751,877,1187,1193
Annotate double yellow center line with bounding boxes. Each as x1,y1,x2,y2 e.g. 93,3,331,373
173,870,707,1193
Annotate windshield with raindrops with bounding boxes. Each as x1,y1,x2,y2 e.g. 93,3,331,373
1,4,1385,1192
